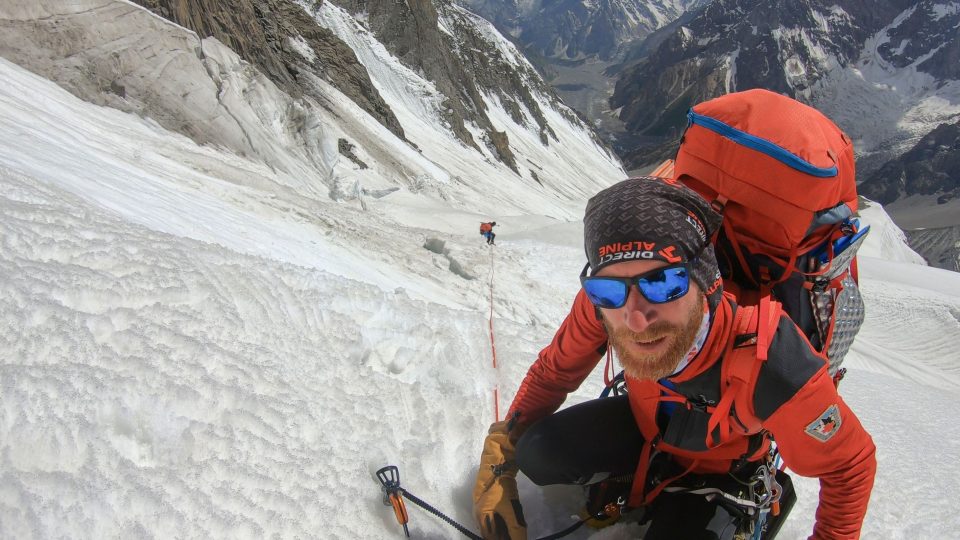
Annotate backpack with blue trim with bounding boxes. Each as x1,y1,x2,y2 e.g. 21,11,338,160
671,88,868,383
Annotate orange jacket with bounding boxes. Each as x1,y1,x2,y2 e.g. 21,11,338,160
508,290,876,539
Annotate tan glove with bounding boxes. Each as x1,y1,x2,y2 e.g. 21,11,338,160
472,420,527,540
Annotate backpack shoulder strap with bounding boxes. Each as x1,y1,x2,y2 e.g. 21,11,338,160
708,298,781,442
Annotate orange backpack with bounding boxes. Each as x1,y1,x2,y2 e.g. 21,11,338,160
479,222,493,234
671,89,868,380
615,91,869,508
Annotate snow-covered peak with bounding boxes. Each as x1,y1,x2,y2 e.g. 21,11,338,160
858,200,928,264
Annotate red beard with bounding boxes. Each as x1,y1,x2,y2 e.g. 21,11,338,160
605,294,705,381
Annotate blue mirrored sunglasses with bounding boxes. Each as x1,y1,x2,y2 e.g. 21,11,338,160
579,262,691,309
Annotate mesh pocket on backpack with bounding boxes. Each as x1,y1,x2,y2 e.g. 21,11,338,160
823,275,865,374
809,268,865,375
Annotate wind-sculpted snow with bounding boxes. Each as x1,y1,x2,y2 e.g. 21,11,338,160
849,268,960,390
0,170,495,537
842,203,960,389
5,156,960,539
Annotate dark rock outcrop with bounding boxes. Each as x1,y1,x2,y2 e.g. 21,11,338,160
609,0,916,169
905,225,960,272
328,0,611,173
131,0,405,139
877,2,960,82
860,120,960,205
338,138,369,169
332,0,496,158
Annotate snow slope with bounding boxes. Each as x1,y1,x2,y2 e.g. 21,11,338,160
2,9,960,540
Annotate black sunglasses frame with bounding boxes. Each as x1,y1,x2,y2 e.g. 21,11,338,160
579,261,693,308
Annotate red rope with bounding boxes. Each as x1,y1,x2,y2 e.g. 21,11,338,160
487,247,500,421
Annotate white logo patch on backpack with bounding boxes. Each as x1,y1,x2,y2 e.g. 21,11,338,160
805,404,842,442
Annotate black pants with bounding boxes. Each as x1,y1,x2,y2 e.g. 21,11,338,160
515,396,750,540
516,395,643,485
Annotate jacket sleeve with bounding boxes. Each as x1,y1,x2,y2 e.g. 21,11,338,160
759,320,877,540
506,289,609,426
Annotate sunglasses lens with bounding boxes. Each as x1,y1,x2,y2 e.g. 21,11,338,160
638,266,689,303
582,278,628,309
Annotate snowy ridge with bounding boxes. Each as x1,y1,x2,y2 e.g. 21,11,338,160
305,0,624,215
857,201,928,265
310,2,449,150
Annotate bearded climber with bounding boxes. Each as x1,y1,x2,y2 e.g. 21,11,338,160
472,177,876,539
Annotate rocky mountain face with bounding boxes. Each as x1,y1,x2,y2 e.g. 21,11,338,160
611,0,915,148
609,1,960,174
451,0,706,163
0,0,406,179
597,0,959,266
1,0,625,214
854,117,960,272
326,0,595,172
875,2,960,83
1,0,614,183
860,119,960,205
859,119,960,271
905,226,960,272
457,0,703,61
811,2,960,178
132,0,405,139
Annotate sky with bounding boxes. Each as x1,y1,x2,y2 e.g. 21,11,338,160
2,2,960,539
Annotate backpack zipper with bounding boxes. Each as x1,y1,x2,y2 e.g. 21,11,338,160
687,111,838,178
